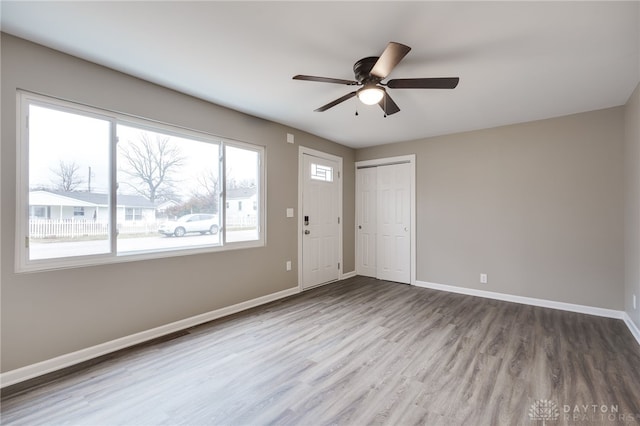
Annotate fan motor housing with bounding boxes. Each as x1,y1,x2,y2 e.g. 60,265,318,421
353,57,380,83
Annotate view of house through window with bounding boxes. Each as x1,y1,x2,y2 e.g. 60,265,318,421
225,145,260,242
27,104,111,260
20,93,264,271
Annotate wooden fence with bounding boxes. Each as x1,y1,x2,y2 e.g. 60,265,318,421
226,215,257,229
30,219,107,239
29,219,158,238
29,216,255,238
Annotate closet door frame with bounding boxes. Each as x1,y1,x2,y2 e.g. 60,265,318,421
355,155,416,285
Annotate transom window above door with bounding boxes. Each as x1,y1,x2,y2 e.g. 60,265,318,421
310,163,334,182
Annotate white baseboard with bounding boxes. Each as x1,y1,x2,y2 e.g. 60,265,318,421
623,313,640,346
415,280,624,318
0,287,299,389
415,280,640,346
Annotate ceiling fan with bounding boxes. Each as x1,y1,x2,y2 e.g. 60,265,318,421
293,42,459,116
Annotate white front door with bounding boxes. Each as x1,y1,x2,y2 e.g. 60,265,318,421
376,163,411,283
302,154,340,289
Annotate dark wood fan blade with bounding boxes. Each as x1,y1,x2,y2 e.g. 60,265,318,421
315,91,357,112
387,77,459,89
370,42,411,79
378,92,400,116
293,75,358,85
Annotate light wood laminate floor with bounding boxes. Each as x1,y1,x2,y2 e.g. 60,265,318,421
2,276,640,425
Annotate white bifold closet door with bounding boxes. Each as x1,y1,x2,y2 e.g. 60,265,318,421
356,162,411,284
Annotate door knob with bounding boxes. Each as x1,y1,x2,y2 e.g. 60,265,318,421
304,230,311,235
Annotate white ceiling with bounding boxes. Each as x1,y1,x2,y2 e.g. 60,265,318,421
2,1,639,148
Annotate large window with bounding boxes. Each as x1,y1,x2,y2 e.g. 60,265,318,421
17,92,265,272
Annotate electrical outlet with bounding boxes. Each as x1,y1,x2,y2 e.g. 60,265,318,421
480,273,488,284
286,261,292,271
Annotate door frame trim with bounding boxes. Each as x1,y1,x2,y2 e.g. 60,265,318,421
298,146,343,291
355,155,416,285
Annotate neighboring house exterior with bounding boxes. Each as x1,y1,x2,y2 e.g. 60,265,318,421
226,187,257,227
29,190,156,223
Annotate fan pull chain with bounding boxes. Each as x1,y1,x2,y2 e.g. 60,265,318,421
383,94,387,118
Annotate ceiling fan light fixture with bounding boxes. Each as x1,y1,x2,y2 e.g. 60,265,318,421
357,85,384,105
294,41,458,115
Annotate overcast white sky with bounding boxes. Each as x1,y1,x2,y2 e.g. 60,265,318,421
29,105,258,201
29,105,110,192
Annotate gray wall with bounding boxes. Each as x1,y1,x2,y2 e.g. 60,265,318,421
357,108,625,310
1,31,634,375
0,34,355,372
625,82,640,329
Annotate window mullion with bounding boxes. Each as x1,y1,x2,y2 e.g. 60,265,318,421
110,123,118,256
220,143,226,245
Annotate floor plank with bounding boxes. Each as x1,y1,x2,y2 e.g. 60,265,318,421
2,276,639,425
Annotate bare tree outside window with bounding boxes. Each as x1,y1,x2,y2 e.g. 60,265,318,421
193,168,220,212
166,169,220,218
51,160,85,192
119,132,186,202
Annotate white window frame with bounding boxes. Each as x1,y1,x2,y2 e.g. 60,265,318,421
16,91,265,273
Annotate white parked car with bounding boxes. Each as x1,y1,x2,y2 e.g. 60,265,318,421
158,214,219,237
